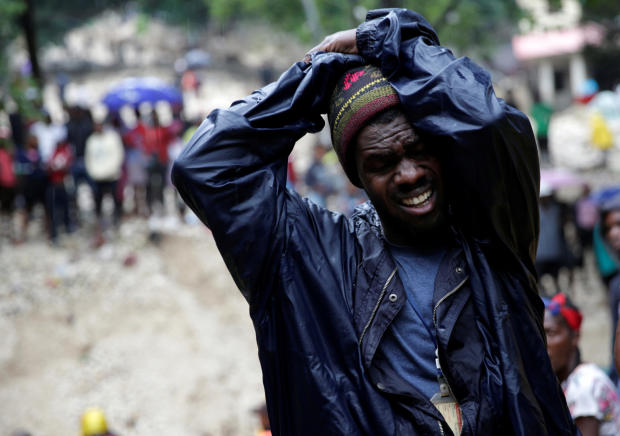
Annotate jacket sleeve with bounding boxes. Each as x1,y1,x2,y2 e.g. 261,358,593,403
171,53,362,308
357,9,540,271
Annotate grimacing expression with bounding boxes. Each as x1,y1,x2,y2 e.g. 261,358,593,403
354,112,445,245
605,210,620,253
544,310,578,377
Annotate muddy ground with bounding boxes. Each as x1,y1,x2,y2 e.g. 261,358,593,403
0,219,264,436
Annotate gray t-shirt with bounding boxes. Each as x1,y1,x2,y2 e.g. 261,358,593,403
374,242,447,399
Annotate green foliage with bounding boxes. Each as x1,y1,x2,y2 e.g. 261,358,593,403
0,0,27,81
0,0,524,85
581,0,620,90
372,0,522,56
581,0,620,22
203,0,522,55
137,0,209,27
31,0,125,45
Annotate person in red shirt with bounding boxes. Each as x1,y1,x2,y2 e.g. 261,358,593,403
144,110,173,214
0,134,17,241
121,108,149,216
46,139,74,243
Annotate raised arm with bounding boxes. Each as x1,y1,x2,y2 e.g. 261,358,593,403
172,53,362,307
363,9,540,269
312,9,540,271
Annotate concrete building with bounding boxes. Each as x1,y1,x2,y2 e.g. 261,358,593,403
512,0,603,108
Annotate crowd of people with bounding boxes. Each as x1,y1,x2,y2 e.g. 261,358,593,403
0,100,202,245
0,95,370,249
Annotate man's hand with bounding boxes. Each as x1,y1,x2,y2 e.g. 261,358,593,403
304,29,357,63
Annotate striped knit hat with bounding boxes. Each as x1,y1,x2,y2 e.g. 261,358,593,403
328,64,400,186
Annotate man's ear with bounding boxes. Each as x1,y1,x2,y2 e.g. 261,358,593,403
571,330,580,348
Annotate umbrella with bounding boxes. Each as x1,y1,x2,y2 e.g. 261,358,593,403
590,186,620,205
102,77,182,110
540,167,585,189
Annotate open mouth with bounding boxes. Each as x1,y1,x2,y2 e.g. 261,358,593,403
400,187,434,208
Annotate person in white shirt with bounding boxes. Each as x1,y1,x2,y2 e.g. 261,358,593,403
29,111,67,164
85,122,124,232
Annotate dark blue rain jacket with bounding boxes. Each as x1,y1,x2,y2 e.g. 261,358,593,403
173,8,576,435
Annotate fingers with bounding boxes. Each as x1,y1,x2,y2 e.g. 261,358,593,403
302,29,357,63
304,37,331,63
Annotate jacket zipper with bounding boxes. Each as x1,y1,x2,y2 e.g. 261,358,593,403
432,275,468,435
432,276,468,326
358,267,398,347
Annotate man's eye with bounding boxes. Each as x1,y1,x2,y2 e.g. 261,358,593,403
365,162,387,172
365,157,394,172
408,145,429,157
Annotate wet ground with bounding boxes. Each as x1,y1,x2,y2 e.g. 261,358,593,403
0,217,264,436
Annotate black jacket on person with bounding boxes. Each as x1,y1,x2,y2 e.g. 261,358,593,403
173,8,576,435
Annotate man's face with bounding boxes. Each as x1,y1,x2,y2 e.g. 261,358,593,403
605,210,620,252
544,310,578,377
354,112,445,245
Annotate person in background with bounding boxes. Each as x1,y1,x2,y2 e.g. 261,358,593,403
29,109,67,165
46,138,74,244
144,110,172,215
0,132,17,241
122,108,148,216
85,121,124,239
14,133,48,242
615,319,620,382
544,293,620,436
336,179,367,217
304,142,335,207
531,90,553,160
181,69,200,95
65,105,94,225
593,220,619,288
599,195,620,384
575,185,598,256
536,181,575,294
80,407,119,436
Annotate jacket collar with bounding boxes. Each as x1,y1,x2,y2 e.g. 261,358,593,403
353,202,470,369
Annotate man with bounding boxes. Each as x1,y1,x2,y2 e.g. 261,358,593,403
544,293,620,435
173,9,575,435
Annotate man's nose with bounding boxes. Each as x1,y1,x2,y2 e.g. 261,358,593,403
394,159,423,185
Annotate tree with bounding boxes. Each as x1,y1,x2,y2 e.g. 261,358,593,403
203,0,522,57
0,0,27,83
581,0,620,90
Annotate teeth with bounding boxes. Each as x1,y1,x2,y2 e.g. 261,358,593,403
402,189,432,207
